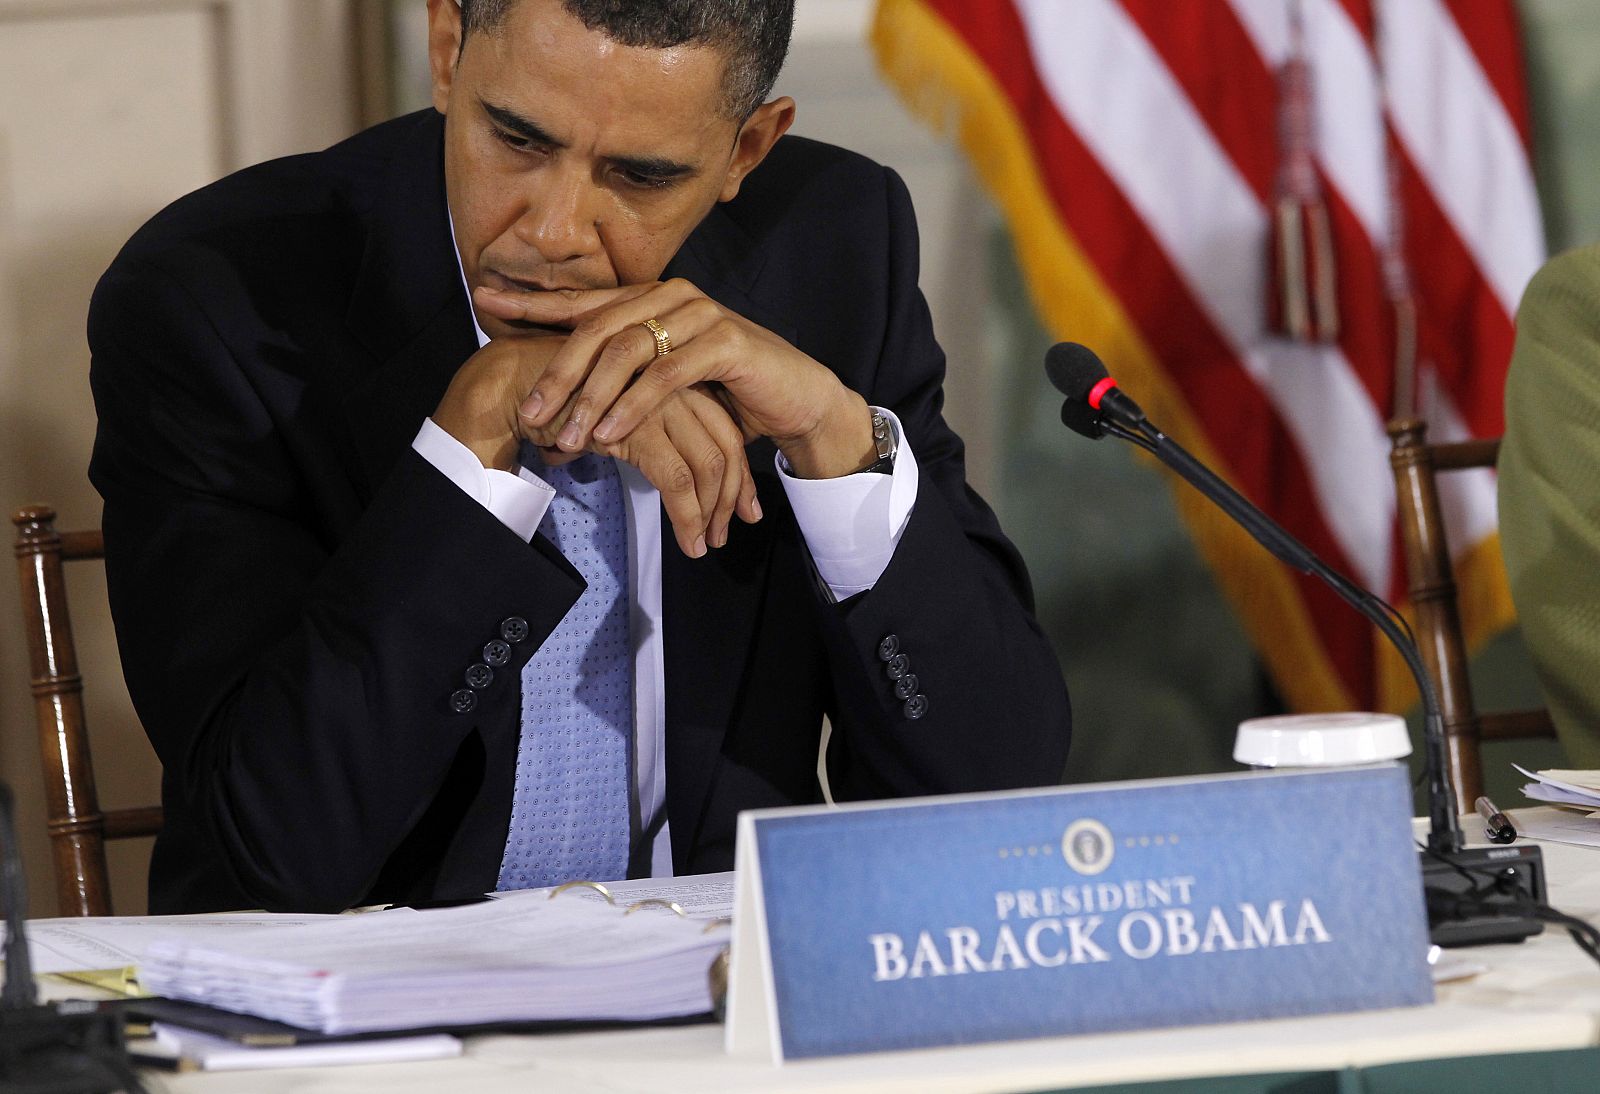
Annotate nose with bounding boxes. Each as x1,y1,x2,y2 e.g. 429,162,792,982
515,165,601,265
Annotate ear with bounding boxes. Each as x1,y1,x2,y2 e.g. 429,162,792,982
718,97,797,203
426,0,465,115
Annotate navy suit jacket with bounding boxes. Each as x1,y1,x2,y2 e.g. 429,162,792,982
88,111,1071,914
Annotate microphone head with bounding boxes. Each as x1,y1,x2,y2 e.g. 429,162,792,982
1059,398,1105,440
1044,342,1109,401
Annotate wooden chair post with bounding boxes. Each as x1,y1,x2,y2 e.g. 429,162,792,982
1387,419,1483,812
12,505,113,915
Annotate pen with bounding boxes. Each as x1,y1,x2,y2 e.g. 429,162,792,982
1474,795,1517,843
127,1050,190,1073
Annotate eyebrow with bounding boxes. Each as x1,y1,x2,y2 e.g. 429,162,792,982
479,99,698,181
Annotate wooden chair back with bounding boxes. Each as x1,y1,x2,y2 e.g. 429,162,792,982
1387,419,1556,813
12,505,161,916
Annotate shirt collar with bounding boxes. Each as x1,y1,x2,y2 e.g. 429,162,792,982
448,211,492,351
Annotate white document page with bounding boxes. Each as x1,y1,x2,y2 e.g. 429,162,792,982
4,913,343,974
1535,769,1600,791
1515,764,1600,809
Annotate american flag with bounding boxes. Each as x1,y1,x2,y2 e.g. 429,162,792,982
873,0,1543,712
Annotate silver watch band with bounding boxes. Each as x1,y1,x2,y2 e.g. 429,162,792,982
863,410,896,475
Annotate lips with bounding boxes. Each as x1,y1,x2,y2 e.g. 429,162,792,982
483,269,590,294
484,271,549,293
473,271,570,333
505,276,561,293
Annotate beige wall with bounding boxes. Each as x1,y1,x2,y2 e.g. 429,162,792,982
0,0,360,915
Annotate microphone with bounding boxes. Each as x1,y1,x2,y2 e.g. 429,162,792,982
1045,342,1148,433
1047,345,1317,574
1044,342,1559,946
1057,396,1105,441
1048,346,1154,450
1043,343,1462,856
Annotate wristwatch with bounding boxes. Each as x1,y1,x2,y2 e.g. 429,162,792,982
861,410,896,475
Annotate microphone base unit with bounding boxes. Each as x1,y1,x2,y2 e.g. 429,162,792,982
1422,843,1546,948
0,999,129,1094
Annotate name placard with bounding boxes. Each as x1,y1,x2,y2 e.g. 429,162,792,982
725,765,1431,1061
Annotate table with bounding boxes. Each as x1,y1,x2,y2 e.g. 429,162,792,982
38,812,1600,1092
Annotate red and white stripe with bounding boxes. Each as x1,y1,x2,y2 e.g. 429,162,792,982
945,0,1542,704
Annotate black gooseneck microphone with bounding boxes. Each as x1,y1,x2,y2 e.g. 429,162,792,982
1043,342,1579,949
1045,343,1569,947
1051,345,1600,954
1048,344,1337,579
1045,341,1463,852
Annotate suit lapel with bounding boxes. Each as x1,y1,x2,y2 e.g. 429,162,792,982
342,304,478,497
339,112,478,495
663,200,794,345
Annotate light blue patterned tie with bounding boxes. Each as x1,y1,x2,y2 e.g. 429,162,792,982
497,452,633,890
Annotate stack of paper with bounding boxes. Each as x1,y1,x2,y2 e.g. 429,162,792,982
1516,765,1600,813
139,896,728,1034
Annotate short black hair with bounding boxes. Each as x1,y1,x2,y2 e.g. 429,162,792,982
459,0,794,119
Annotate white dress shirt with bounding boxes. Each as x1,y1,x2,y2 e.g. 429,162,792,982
411,260,918,877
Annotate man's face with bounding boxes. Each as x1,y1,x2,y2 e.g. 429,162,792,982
427,0,788,339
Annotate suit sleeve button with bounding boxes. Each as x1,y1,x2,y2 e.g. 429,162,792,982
884,652,911,679
500,616,530,643
450,688,478,714
877,635,900,662
894,673,919,701
482,639,512,667
903,693,929,720
465,662,495,690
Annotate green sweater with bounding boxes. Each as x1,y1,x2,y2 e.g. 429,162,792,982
1499,244,1600,769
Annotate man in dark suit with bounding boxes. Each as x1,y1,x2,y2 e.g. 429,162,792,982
88,0,1070,914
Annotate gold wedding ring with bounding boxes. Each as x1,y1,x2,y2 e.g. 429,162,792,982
643,317,673,357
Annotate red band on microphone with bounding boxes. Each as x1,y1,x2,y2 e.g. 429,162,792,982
1087,376,1117,410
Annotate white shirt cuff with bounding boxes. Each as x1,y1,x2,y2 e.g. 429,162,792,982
412,419,555,542
775,407,918,599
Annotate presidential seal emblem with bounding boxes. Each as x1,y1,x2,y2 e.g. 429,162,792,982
1061,818,1114,875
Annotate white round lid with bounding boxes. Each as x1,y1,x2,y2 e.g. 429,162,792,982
1233,711,1412,767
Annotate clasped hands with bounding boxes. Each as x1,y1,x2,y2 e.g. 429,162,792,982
432,278,875,558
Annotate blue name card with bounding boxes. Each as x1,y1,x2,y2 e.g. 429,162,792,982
724,764,1431,1061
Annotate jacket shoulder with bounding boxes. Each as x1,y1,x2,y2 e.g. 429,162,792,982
98,112,440,295
1520,244,1600,320
719,135,912,292
733,135,899,230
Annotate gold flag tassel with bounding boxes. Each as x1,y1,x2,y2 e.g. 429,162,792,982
1269,0,1339,343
